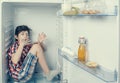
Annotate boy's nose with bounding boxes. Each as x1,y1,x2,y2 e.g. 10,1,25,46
24,35,28,39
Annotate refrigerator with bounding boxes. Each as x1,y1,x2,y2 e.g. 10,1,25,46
0,0,119,83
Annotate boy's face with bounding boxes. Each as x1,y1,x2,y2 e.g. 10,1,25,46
15,31,29,42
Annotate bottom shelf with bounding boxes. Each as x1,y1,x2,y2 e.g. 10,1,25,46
7,72,62,83
58,48,117,82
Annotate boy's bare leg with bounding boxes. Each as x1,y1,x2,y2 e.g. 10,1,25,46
29,43,61,81
29,44,50,74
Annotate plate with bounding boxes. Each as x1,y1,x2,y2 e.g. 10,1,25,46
86,61,98,68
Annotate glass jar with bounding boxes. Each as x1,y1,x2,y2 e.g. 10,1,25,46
78,36,87,63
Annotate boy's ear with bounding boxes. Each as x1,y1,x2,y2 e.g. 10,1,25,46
15,35,18,40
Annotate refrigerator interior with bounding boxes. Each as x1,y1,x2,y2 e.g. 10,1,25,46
61,0,119,83
1,2,63,83
0,0,119,83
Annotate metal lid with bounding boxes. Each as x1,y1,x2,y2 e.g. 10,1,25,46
78,36,86,44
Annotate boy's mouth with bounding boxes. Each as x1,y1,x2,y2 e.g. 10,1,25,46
24,39,28,41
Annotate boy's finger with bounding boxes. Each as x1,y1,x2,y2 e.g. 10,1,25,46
26,42,32,45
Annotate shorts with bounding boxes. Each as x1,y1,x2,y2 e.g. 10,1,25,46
17,52,38,82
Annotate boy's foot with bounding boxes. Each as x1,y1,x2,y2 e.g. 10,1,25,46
45,69,61,81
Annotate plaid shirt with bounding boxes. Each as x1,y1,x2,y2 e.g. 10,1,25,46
7,41,32,80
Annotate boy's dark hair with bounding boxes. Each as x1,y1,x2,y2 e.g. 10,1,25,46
15,25,31,41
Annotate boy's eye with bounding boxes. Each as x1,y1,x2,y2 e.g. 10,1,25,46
20,31,29,36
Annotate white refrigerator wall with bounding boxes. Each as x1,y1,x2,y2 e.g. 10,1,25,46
1,3,14,83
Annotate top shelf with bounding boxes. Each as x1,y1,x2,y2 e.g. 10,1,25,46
58,5,118,16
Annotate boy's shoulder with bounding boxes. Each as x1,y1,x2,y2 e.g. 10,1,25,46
7,41,19,55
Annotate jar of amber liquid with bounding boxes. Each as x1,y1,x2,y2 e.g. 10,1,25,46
78,36,87,63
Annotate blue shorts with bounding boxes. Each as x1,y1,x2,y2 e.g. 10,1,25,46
17,53,38,82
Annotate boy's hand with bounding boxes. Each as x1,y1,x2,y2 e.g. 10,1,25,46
19,39,31,47
38,32,46,43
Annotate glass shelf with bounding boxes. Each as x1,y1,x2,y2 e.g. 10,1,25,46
58,48,117,82
57,6,117,16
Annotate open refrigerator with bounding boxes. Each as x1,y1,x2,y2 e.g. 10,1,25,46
0,0,119,83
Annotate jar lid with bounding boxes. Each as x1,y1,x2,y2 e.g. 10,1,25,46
78,36,86,44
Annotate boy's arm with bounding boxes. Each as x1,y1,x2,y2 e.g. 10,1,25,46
37,32,47,51
11,45,24,64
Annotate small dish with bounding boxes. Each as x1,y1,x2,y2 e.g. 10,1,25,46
86,61,98,68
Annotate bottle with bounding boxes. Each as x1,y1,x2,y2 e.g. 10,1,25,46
78,36,87,63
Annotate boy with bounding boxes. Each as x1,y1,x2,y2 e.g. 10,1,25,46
7,25,61,82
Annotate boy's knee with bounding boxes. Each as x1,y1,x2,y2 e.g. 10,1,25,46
32,44,42,51
29,44,43,55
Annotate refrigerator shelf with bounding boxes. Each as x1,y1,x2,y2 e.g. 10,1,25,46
7,72,62,83
58,49,117,82
57,6,117,16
